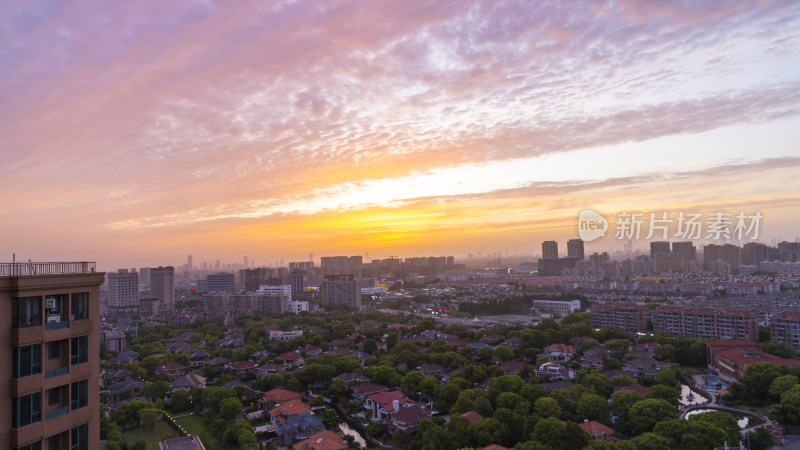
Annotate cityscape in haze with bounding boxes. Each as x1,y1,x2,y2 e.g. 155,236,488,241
3,1,800,450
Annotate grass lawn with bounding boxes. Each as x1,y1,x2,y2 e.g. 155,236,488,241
122,418,180,449
173,414,238,450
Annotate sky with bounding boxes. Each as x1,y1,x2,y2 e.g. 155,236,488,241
2,0,800,270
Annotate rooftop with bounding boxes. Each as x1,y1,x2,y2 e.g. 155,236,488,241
0,261,98,277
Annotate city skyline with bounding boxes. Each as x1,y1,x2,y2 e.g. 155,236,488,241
2,1,800,269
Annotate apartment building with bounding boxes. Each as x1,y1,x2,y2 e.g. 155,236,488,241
2,261,104,450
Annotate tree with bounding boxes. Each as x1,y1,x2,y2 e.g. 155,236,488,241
533,397,560,420
401,371,426,395
169,389,190,412
687,410,740,445
628,432,673,450
581,373,613,398
647,385,681,406
531,417,588,450
746,427,774,450
762,340,795,359
136,408,160,433
219,397,243,421
770,374,799,399
627,399,678,435
741,362,783,400
655,368,677,387
487,375,525,405
142,380,171,401
362,339,378,355
470,418,504,447
438,383,462,412
576,393,609,424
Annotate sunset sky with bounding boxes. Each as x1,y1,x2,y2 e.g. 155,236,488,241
2,0,800,270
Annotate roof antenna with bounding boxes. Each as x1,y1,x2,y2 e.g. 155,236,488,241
13,253,15,263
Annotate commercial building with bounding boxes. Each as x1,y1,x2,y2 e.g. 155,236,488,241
531,299,581,316
206,273,235,294
1,261,104,450
707,340,800,382
150,266,175,309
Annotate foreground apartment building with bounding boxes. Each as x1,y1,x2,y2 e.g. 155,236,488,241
1,262,104,450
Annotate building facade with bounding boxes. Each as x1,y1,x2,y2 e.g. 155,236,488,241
589,303,647,332
2,261,104,450
320,275,361,310
149,266,175,309
106,269,138,318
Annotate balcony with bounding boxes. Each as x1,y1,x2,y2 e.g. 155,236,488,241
45,321,70,331
45,406,69,421
45,367,69,379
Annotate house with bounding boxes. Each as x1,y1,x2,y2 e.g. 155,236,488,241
302,345,323,357
543,343,576,363
612,385,651,397
108,380,143,403
251,350,274,361
277,413,326,446
227,360,258,375
622,356,671,379
188,350,209,367
262,388,303,411
541,381,574,392
205,356,231,371
347,332,366,342
155,361,187,378
501,360,523,376
257,363,286,376
333,373,369,385
389,404,432,433
364,390,414,421
352,383,389,400
220,379,262,401
537,362,574,380
419,363,447,378
278,352,305,368
103,369,133,388
270,330,304,341
293,430,347,450
270,399,313,425
109,350,140,367
579,420,618,441
481,334,505,344
171,373,207,390
459,411,483,424
504,336,521,347
633,342,660,353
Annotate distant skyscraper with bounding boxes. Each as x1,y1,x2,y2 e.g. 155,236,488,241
567,239,585,259
290,271,307,297
206,272,235,294
321,275,361,310
187,255,193,270
542,241,558,259
243,256,249,267
150,266,175,308
107,269,139,318
672,241,697,262
650,241,671,258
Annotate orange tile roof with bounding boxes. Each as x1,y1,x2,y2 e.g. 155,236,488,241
263,388,302,404
293,430,347,450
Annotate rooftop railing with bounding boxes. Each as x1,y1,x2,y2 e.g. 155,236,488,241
0,261,97,277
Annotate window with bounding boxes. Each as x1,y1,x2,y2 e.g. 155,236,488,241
12,296,42,328
71,336,88,365
48,341,61,360
71,423,88,450
48,388,61,406
12,344,42,378
71,293,89,321
71,380,88,410
12,392,41,428
48,435,61,450
13,442,41,450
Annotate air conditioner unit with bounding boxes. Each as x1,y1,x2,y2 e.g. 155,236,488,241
45,298,57,309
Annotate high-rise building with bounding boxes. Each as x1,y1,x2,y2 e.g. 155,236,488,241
650,241,671,258
672,242,696,263
150,266,175,309
1,261,104,450
206,273,235,294
187,255,193,271
542,241,558,259
741,242,778,266
320,275,361,310
106,269,139,318
703,244,742,272
567,239,585,260
290,271,307,298
254,285,291,314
